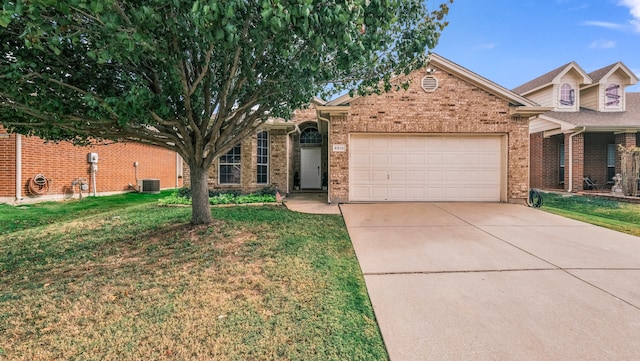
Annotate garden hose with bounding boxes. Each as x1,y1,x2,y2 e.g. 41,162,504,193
527,188,543,208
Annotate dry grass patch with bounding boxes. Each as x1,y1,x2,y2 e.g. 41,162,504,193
0,204,386,360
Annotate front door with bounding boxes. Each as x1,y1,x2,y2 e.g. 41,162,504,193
301,147,322,189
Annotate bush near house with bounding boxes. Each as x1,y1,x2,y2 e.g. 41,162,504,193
158,187,278,206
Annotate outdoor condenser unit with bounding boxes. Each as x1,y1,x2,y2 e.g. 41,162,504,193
138,179,160,193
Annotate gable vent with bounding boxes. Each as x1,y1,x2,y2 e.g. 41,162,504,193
421,76,438,92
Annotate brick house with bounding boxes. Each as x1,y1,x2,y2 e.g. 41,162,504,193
0,125,183,204
200,54,548,204
515,62,639,192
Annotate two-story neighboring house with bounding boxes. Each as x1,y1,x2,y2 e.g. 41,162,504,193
514,62,639,192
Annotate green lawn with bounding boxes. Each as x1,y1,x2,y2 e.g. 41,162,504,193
541,192,640,237
0,190,173,235
0,196,387,360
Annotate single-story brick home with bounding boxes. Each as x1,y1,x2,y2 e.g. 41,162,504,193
0,125,183,204
514,61,639,192
199,53,551,204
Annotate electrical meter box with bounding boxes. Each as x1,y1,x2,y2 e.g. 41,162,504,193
88,152,99,163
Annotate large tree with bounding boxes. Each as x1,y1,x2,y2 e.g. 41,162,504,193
0,0,452,224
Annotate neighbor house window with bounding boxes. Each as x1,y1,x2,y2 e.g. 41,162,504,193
559,143,565,184
607,144,616,182
559,83,575,107
257,131,269,184
605,83,621,108
219,144,241,184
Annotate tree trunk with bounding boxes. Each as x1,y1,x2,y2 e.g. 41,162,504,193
189,164,213,225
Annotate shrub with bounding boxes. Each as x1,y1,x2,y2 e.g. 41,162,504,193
159,189,276,206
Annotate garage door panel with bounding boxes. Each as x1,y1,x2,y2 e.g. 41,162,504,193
350,135,502,202
406,171,425,182
353,153,371,165
371,170,389,182
372,153,389,165
370,187,389,200
408,153,426,164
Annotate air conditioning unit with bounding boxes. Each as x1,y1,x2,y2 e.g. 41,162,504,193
138,179,160,193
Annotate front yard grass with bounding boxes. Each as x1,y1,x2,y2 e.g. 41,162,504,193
0,202,387,360
541,192,640,237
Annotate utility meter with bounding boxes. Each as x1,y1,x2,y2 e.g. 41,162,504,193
88,152,99,163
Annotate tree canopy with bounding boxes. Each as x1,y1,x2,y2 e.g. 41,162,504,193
0,0,452,224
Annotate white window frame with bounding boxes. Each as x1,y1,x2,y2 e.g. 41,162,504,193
605,83,621,109
256,131,269,184
559,143,565,184
219,144,241,184
558,83,575,107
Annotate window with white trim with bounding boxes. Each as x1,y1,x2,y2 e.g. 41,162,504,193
559,83,575,107
559,143,565,184
300,127,322,145
219,144,241,184
607,144,616,182
256,131,269,184
605,83,621,109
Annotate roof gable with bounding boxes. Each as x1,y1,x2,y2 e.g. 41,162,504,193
586,62,639,86
512,62,591,96
328,53,538,108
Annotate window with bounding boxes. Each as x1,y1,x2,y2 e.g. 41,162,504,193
257,131,269,184
219,144,241,184
559,83,575,106
605,83,621,108
559,143,565,184
300,127,322,145
607,144,616,182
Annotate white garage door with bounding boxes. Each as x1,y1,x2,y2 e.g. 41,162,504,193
350,134,503,202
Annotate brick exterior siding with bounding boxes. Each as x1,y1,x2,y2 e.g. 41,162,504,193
202,129,289,194
530,131,637,192
0,126,181,203
184,67,533,203
327,67,531,203
584,133,616,186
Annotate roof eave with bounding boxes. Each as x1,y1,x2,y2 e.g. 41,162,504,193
429,53,540,107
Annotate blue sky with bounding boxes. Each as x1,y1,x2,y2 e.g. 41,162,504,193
434,0,640,92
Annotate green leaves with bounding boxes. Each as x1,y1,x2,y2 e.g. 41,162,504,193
0,0,454,160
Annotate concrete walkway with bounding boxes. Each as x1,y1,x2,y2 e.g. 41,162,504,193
282,192,341,215
340,202,640,361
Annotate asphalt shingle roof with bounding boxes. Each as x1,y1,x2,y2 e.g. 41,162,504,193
512,62,574,95
544,92,640,128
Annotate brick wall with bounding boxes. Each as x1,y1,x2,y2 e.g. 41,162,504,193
584,133,615,186
0,128,17,198
0,126,181,203
529,133,543,189
543,135,564,190
203,129,288,194
565,132,584,191
327,67,530,203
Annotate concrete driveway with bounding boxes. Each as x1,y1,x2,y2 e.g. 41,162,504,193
340,202,640,361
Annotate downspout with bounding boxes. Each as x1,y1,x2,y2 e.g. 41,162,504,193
15,134,22,202
286,124,301,193
567,127,586,192
176,152,181,188
317,115,331,204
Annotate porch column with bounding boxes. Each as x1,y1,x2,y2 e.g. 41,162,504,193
565,131,584,192
616,132,638,194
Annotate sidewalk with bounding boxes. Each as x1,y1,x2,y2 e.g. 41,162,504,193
282,192,341,215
